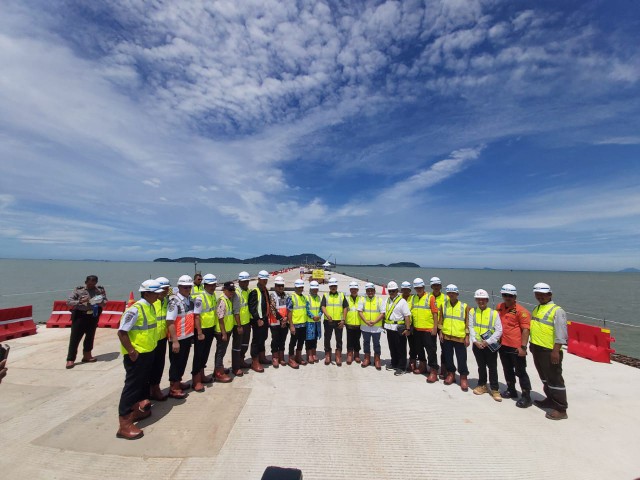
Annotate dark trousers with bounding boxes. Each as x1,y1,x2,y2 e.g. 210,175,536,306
66,310,99,361
150,337,167,385
168,337,192,382
214,333,230,368
118,351,154,416
499,346,532,391
531,344,568,411
345,326,361,353
442,339,469,375
410,331,438,368
192,327,216,374
232,325,251,369
288,325,306,354
361,331,381,355
386,329,407,369
270,325,289,353
250,319,269,357
323,321,343,352
473,344,499,390
439,340,445,370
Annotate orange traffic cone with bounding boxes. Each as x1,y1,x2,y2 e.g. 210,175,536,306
381,285,386,295
126,291,135,308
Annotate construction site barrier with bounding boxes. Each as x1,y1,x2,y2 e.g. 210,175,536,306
98,301,126,328
568,321,616,363
46,300,72,328
0,305,37,341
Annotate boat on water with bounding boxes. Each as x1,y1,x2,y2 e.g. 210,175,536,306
0,270,638,480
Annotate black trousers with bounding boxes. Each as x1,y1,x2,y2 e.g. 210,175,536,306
386,329,407,369
150,337,167,386
323,321,343,352
345,326,361,353
270,324,289,353
442,339,469,375
168,337,192,382
531,344,568,411
214,333,230,368
473,344,499,390
192,327,216,374
66,310,99,361
499,346,532,391
232,325,251,369
250,319,269,357
118,351,154,416
410,330,438,368
288,325,306,354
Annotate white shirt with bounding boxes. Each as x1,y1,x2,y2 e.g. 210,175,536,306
468,307,503,345
358,296,385,333
383,295,411,331
166,292,190,321
118,298,152,332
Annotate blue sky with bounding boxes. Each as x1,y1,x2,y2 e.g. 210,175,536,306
1,0,639,271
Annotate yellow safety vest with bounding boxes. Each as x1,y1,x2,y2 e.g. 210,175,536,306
442,300,467,338
120,300,157,354
192,284,204,295
471,307,498,338
153,297,168,342
290,293,308,325
324,292,345,321
307,295,321,319
385,295,404,324
236,288,251,325
361,296,383,327
411,293,436,329
433,293,447,311
251,287,268,319
345,295,362,326
530,302,560,349
216,296,235,333
199,291,218,329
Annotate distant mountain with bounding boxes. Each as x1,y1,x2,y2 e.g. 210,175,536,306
619,267,640,273
154,253,325,265
388,262,420,268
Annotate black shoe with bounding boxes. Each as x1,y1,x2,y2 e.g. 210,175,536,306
516,393,533,408
394,368,405,376
385,364,395,371
501,389,518,399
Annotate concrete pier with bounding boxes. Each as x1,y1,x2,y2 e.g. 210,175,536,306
1,270,638,479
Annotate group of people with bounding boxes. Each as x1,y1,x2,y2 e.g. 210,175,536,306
112,270,569,440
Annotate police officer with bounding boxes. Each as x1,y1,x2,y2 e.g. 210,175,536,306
116,279,163,440
249,270,271,372
166,275,196,399
66,275,107,368
321,277,347,366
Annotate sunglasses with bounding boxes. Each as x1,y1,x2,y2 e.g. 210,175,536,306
501,294,515,298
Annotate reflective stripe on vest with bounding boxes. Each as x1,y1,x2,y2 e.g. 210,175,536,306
252,287,266,319
121,301,157,354
530,303,559,349
154,297,168,342
324,292,345,320
236,288,251,325
362,296,382,327
192,284,204,295
385,295,403,324
345,295,361,326
443,301,467,338
291,293,308,325
215,296,235,333
434,293,447,311
199,291,218,329
472,307,498,338
411,293,435,329
307,295,321,317
170,295,194,340
268,292,288,326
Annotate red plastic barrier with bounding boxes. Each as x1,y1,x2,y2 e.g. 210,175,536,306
46,300,72,328
567,321,615,363
98,301,126,328
0,305,37,341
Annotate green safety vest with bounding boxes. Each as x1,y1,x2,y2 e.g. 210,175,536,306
530,302,560,349
192,284,204,295
411,293,436,329
199,291,218,329
290,293,308,325
471,307,498,338
323,292,345,321
434,293,447,311
442,300,467,338
307,295,321,318
216,296,235,333
153,297,168,342
121,300,157,354
236,288,251,325
361,296,382,327
345,295,362,326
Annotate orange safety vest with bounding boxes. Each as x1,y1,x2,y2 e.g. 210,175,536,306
167,294,195,340
268,292,288,326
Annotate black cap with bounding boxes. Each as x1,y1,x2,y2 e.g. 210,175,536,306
223,281,235,291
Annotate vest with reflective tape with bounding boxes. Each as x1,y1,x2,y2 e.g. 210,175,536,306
251,287,267,319
169,295,194,340
291,293,308,325
216,296,235,333
434,293,447,311
121,300,157,354
471,307,498,338
307,295,321,318
153,297,168,342
530,303,560,349
411,293,436,329
346,295,362,326
361,296,382,327
268,292,288,326
236,288,251,325
324,292,345,321
385,295,404,324
199,291,218,329
442,300,467,338
191,284,203,295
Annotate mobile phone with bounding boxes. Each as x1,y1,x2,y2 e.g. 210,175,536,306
0,344,9,362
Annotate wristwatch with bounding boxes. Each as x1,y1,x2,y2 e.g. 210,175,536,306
521,345,528,350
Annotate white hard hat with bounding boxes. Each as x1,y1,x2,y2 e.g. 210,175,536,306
274,276,285,285
387,281,398,290
533,282,552,293
413,278,425,288
139,279,164,293
501,284,517,296
401,281,412,290
349,281,359,289
328,277,338,286
294,279,305,288
202,274,217,285
258,270,270,280
177,275,193,286
430,277,442,286
155,277,170,289
238,271,251,281
309,280,320,289
474,289,489,299
446,284,459,293
365,282,375,290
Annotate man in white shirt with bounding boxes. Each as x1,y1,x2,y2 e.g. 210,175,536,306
383,281,412,376
358,282,385,370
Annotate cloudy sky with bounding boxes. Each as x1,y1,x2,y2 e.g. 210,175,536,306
1,0,639,271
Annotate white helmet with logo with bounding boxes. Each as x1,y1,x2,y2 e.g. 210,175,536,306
387,281,398,290
294,279,305,288
139,279,164,292
365,282,375,290
238,271,251,281
413,278,425,288
533,282,552,293
258,270,270,279
328,277,338,286
203,274,217,285
349,281,359,289
500,284,517,296
430,277,442,286
274,276,285,285
446,284,459,293
401,281,412,290
177,275,193,286
155,277,170,289
474,289,489,299
309,280,320,289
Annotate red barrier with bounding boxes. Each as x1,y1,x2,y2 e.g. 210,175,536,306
567,321,615,363
0,305,37,341
98,301,126,328
46,300,72,328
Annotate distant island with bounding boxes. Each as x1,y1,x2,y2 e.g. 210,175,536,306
388,262,420,268
619,267,640,273
154,254,420,268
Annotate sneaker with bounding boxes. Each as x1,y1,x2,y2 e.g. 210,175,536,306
473,385,488,395
490,390,503,402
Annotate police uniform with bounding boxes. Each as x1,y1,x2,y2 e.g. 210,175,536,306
166,292,195,395
66,284,107,363
269,290,290,367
